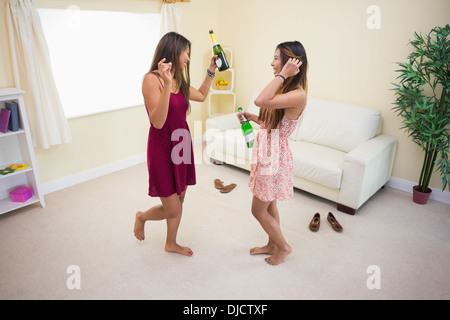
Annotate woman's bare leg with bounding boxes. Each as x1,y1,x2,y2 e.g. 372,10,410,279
165,190,193,256
250,197,291,265
134,190,192,256
250,200,280,255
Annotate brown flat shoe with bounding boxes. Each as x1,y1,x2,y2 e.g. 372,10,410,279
309,213,320,232
220,183,236,193
327,212,343,232
214,179,224,190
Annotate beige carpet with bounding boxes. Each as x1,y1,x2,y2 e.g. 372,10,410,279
0,150,449,300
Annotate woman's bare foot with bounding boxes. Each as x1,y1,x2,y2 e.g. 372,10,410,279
134,211,146,241
165,243,194,257
265,245,292,266
250,244,276,255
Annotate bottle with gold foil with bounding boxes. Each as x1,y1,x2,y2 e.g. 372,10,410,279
209,30,230,71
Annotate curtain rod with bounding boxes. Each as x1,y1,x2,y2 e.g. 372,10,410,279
162,0,191,3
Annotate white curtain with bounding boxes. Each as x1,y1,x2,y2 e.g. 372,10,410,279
6,0,71,149
160,3,182,36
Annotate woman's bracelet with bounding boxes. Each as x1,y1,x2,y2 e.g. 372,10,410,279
276,74,285,84
207,69,215,79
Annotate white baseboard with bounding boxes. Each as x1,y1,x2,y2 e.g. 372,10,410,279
42,137,204,195
42,139,450,206
42,153,147,195
386,177,450,205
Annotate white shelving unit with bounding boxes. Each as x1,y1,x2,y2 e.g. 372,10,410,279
0,88,45,215
208,47,236,117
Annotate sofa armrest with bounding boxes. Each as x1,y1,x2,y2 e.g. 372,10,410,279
205,113,241,132
339,134,398,210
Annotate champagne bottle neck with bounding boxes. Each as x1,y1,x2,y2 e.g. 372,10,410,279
240,113,248,123
210,33,218,44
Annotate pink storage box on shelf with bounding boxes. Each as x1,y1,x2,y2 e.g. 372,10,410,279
10,186,32,202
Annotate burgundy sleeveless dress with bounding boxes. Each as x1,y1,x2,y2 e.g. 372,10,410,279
146,79,196,198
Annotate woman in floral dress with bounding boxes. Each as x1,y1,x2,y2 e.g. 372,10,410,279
238,41,308,265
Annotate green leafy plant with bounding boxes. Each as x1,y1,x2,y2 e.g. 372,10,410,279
392,24,450,193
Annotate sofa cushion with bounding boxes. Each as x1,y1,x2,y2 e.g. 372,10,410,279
212,128,256,162
295,98,381,152
290,141,345,189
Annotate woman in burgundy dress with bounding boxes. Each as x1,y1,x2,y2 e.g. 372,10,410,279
134,32,217,256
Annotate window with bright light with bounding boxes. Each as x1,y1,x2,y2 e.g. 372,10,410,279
38,7,161,119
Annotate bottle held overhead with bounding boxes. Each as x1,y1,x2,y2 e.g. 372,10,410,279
209,30,230,72
238,107,255,148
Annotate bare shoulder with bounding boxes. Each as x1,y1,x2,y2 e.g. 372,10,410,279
142,72,164,111
142,72,163,92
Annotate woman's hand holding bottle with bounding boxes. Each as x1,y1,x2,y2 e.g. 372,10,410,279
208,55,218,74
237,110,256,123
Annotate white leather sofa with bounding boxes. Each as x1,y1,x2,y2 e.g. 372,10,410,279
205,93,398,214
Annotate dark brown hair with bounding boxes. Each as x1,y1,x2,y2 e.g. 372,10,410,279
259,41,308,130
148,32,191,113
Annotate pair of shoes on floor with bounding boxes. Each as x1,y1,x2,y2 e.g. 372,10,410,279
309,212,343,232
214,179,237,193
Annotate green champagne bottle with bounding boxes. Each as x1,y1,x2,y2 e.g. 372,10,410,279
209,30,230,72
238,107,255,148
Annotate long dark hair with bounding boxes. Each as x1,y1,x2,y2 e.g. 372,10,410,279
148,32,191,113
259,41,308,130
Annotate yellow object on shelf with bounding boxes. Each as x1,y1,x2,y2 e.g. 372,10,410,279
215,77,229,90
6,164,29,170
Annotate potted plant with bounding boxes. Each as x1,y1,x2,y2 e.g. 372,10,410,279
392,24,450,204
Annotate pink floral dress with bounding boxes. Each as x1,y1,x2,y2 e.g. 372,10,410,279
249,110,299,202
